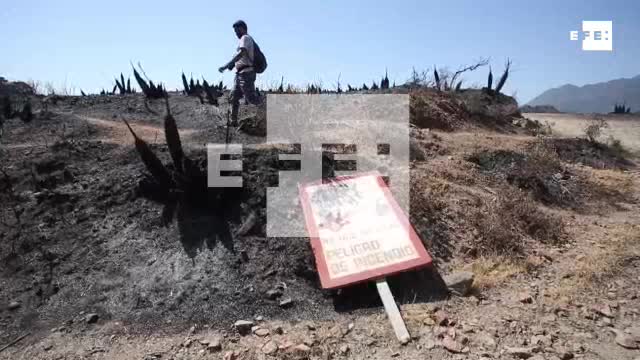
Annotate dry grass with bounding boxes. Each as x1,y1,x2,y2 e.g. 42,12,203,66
467,187,565,256
468,256,531,290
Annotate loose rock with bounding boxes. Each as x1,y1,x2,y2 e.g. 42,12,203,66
433,310,449,326
207,337,222,352
85,313,99,324
443,271,475,296
234,320,254,335
504,346,536,359
262,341,278,355
442,336,465,353
294,344,311,353
610,328,639,349
279,298,293,308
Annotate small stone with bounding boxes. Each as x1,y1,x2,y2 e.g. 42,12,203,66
518,292,534,304
423,338,436,350
572,343,585,353
530,326,545,335
303,336,316,346
254,328,270,337
625,326,640,339
8,301,20,310
347,322,355,332
189,326,196,335
504,346,536,359
85,313,99,324
593,304,614,318
43,344,53,351
366,338,377,346
261,340,278,355
183,339,193,348
279,298,293,308
443,271,475,296
529,356,545,360
255,316,264,322
294,344,311,353
234,320,254,335
223,351,238,360
531,335,551,347
273,325,284,335
442,336,464,353
433,326,448,338
476,332,497,350
339,345,350,355
266,289,283,300
610,328,639,349
433,310,449,326
279,340,294,350
207,337,222,352
558,351,574,360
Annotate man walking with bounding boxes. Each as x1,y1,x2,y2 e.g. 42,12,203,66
219,20,260,126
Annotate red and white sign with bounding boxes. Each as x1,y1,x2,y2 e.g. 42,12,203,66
299,172,432,289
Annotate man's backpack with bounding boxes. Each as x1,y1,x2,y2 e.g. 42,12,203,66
252,41,267,74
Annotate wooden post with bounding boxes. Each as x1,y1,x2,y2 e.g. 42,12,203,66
376,278,410,344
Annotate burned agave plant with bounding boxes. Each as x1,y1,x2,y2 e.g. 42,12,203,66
124,97,239,224
132,64,166,100
114,73,135,95
182,72,223,106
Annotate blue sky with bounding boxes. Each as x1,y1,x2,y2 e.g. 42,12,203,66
2,0,638,103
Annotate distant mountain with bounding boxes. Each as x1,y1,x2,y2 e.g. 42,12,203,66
527,75,640,113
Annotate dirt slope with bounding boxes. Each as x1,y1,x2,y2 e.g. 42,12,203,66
1,92,639,360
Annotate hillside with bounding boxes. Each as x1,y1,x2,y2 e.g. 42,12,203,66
527,75,640,113
1,88,639,360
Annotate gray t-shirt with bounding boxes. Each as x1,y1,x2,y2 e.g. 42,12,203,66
235,34,255,73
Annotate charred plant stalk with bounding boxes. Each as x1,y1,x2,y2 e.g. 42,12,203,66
495,59,511,94
123,119,174,189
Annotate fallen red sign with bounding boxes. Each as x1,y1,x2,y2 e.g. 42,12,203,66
299,172,432,289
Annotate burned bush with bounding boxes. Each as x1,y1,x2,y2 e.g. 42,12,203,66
467,141,579,206
468,187,565,256
132,64,166,100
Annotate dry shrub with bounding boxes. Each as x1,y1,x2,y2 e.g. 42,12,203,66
467,140,579,206
545,137,633,170
468,187,565,257
583,116,608,143
410,175,453,260
410,89,468,131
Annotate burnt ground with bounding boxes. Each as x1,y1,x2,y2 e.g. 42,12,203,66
0,93,447,339
1,92,640,360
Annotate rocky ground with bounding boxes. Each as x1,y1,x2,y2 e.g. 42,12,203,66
1,89,639,359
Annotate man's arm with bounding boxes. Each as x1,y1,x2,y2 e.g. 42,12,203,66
218,48,248,73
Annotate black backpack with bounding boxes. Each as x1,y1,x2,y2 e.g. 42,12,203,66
252,41,267,74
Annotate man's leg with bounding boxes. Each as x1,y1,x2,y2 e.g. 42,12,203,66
240,71,260,106
230,73,243,126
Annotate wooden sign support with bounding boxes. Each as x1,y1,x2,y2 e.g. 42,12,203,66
376,278,410,343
